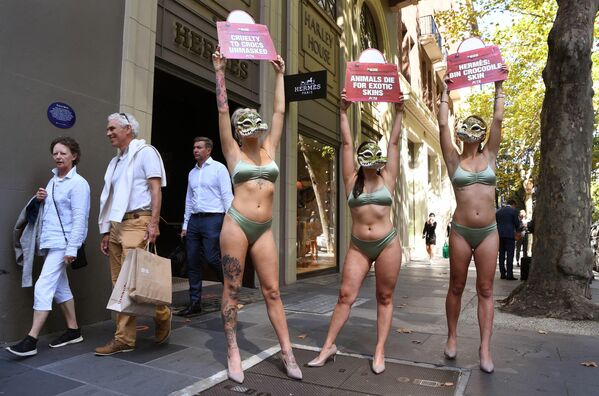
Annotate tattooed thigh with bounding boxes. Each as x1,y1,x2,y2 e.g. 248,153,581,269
222,254,243,282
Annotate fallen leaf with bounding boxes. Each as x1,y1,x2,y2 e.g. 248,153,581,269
237,304,244,309
297,333,308,339
443,382,455,387
538,330,548,334
411,340,422,344
580,361,598,368
396,327,413,334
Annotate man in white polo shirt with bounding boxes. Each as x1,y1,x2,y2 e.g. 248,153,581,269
178,137,232,316
95,112,171,355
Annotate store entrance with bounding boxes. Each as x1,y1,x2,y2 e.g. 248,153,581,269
151,68,254,287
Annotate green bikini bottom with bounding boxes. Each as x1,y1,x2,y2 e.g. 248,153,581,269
451,221,497,249
227,207,272,245
351,228,398,262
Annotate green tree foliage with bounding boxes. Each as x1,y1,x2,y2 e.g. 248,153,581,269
438,1,599,209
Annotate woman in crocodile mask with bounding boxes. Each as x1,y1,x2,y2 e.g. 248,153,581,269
308,89,404,375
438,65,508,373
212,47,301,383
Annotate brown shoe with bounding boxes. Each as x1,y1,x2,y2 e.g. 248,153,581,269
95,339,134,356
155,308,172,344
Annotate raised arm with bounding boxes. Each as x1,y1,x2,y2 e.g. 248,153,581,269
339,89,356,192
264,56,286,152
438,79,459,174
484,64,508,160
382,96,404,181
213,47,239,162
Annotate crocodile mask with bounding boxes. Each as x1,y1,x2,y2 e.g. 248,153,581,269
234,109,269,138
457,115,487,143
357,142,387,169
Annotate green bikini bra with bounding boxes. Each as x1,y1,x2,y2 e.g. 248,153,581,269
232,160,279,184
451,164,496,188
348,185,393,208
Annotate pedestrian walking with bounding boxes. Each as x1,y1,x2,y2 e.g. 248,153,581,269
213,47,302,383
7,137,90,357
438,64,508,373
178,137,232,316
423,213,437,262
307,89,404,375
95,112,171,356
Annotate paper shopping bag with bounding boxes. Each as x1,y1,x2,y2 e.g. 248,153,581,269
128,245,172,305
106,248,156,316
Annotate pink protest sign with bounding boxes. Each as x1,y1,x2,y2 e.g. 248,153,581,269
446,45,506,90
344,63,401,102
217,22,277,60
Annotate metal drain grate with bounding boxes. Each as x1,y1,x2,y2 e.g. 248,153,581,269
284,295,368,314
197,347,467,395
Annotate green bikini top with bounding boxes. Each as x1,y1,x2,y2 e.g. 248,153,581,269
232,160,279,184
348,185,393,208
451,164,496,188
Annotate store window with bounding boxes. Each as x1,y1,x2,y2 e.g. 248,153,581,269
297,134,337,275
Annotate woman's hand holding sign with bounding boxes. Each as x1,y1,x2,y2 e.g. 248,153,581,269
270,55,285,74
212,46,227,72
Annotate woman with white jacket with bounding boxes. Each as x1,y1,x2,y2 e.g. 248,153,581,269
7,136,90,357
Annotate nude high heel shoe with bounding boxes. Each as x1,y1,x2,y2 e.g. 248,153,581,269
281,350,303,380
479,347,494,374
227,356,244,384
307,344,338,367
371,360,385,374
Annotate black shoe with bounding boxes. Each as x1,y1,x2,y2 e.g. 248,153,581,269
506,276,518,280
176,303,202,317
500,274,506,279
6,335,38,357
49,328,83,348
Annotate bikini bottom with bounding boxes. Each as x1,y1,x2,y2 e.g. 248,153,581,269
227,207,272,245
451,221,497,249
351,228,398,262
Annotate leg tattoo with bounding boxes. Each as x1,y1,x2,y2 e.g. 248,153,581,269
222,254,242,282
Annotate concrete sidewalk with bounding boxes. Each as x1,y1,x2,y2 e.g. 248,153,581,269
2,257,599,395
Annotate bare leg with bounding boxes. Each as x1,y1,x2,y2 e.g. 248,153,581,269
372,239,402,366
312,247,371,361
472,232,499,372
58,299,78,329
29,310,50,338
220,217,249,379
444,230,473,357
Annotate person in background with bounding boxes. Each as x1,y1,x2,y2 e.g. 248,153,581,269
423,212,437,262
95,112,171,356
178,137,232,316
515,209,528,265
7,137,89,357
496,199,520,280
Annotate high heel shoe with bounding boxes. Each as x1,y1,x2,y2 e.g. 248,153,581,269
479,347,494,374
443,348,457,360
281,350,303,380
307,344,337,367
371,360,385,374
227,357,244,384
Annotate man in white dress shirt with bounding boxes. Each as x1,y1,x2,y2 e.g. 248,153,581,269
95,112,171,355
178,137,233,316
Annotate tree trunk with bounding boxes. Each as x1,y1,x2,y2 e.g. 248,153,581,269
501,0,599,319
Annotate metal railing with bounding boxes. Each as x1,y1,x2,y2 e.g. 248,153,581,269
419,15,443,52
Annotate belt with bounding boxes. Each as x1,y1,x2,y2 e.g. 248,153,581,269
192,212,224,218
123,210,152,220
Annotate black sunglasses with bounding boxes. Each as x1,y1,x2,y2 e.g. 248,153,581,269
120,113,130,123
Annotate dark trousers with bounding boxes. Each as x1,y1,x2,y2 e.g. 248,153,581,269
185,213,224,304
515,234,528,262
499,237,516,278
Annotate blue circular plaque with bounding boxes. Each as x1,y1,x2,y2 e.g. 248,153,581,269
47,102,76,129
